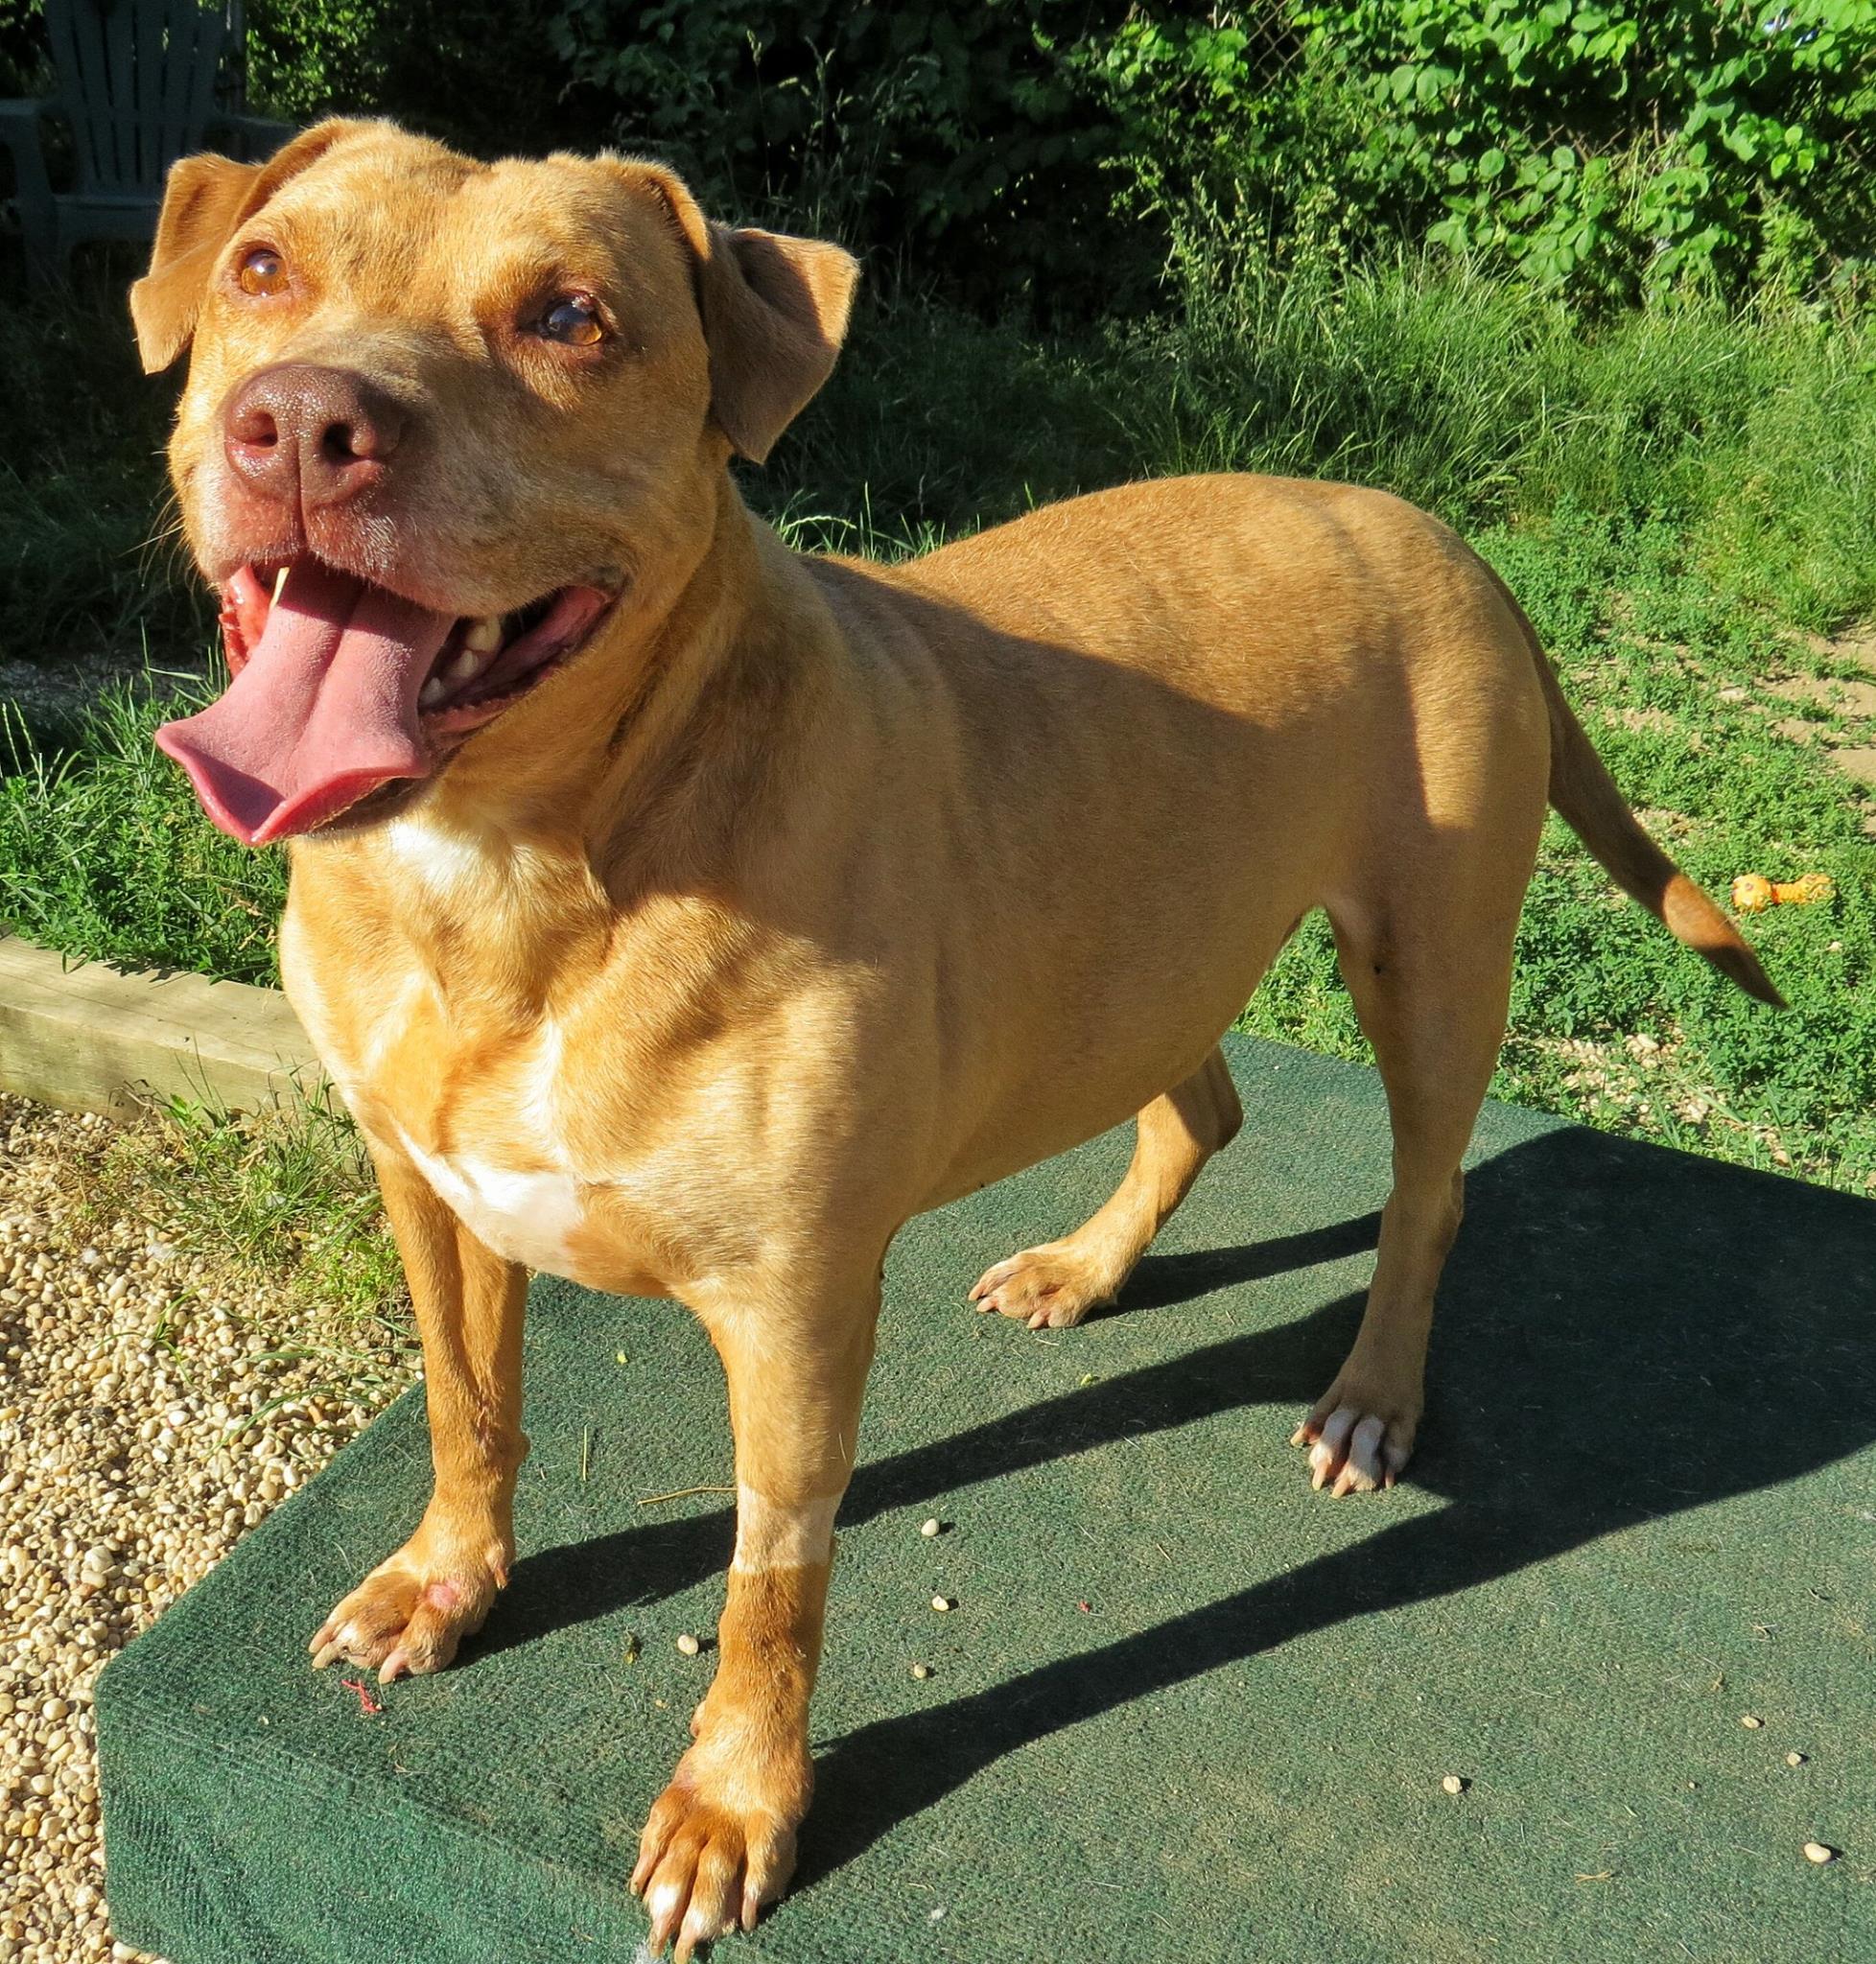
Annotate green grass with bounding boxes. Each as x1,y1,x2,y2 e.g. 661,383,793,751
82,1085,414,1379
3,264,1874,1193
1238,503,1876,1193
2,680,289,985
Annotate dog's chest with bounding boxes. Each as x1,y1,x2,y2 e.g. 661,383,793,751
280,853,779,1296
389,1124,590,1274
371,1007,596,1270
294,959,678,1289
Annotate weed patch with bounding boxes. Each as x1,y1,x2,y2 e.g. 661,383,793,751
82,1087,411,1391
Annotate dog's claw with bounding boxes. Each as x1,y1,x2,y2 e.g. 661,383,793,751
307,1539,505,1679
644,1877,683,1954
968,1242,1118,1330
1294,1386,1417,1496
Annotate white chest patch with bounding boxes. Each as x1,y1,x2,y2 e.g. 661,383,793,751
395,1128,586,1274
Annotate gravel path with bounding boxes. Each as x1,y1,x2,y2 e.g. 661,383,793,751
0,1094,410,1962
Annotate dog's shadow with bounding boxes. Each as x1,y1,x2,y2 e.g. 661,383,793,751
491,1121,1876,1889
482,1210,1385,1657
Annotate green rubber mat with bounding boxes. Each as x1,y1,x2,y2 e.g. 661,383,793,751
97,1035,1876,1964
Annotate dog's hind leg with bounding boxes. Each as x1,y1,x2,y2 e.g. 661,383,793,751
970,1044,1243,1329
1293,864,1524,1496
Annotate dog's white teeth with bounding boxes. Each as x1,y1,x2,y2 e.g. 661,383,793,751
271,567,290,603
463,616,504,653
424,640,492,708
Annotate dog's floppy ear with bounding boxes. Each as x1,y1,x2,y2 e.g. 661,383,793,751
633,164,860,464
129,119,378,374
698,223,860,463
129,152,259,372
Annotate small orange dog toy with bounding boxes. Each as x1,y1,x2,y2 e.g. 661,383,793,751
1730,872,1835,914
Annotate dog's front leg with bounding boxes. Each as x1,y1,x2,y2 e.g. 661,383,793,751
634,1276,879,1959
310,1145,528,1681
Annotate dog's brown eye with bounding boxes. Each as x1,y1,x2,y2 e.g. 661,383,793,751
539,294,605,346
236,246,289,297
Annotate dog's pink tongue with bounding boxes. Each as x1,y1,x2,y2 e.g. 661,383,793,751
156,562,455,845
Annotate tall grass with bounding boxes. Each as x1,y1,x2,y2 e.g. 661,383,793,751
0,282,210,666
1,682,287,982
1099,261,1876,627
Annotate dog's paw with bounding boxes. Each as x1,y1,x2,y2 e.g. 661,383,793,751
309,1534,507,1682
969,1241,1119,1329
1290,1375,1419,1496
632,1741,807,1960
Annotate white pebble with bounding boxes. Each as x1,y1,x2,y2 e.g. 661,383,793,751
931,1594,954,1613
675,1632,700,1656
920,1518,940,1537
1441,1774,1466,1795
1741,1714,1764,1729
1804,1841,1837,1864
910,1662,930,1680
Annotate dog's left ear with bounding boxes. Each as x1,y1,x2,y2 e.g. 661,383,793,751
630,163,860,464
695,222,861,463
129,119,381,374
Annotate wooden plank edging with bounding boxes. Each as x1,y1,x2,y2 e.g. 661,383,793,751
0,934,320,1118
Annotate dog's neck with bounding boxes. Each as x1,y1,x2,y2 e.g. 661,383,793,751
582,479,842,903
291,471,848,1008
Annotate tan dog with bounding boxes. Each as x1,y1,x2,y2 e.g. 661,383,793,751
132,119,1778,1958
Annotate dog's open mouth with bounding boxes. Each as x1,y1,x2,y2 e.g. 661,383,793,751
153,557,614,846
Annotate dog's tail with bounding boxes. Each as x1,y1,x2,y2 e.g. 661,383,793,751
1481,562,1785,1008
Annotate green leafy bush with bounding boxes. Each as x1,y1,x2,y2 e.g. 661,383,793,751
10,2,1876,309
1290,0,1876,304
1063,11,1395,287
540,0,1151,311
1067,3,1876,307
244,0,576,164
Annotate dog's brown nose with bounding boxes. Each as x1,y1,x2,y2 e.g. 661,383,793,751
223,364,405,510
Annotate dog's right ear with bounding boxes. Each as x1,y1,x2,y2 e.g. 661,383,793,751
129,119,379,374
129,152,259,372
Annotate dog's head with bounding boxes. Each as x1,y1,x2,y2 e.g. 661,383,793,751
134,119,858,846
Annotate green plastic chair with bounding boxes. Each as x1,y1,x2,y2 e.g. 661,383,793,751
0,0,291,288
